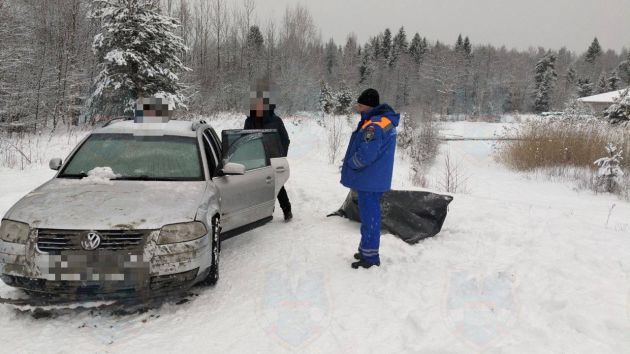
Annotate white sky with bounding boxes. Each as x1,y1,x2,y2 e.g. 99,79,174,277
242,0,630,52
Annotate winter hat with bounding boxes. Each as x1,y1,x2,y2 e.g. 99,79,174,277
357,88,380,107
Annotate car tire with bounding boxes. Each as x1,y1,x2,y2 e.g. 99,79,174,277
202,216,221,286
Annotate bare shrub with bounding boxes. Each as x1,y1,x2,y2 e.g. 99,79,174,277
436,151,469,193
326,114,345,164
0,125,90,170
398,107,441,186
497,120,629,171
497,116,629,199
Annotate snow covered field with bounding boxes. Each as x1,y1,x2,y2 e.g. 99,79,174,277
1,115,630,353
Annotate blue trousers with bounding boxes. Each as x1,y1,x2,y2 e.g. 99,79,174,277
357,191,383,264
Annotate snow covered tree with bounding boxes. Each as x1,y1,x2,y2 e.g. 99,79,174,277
324,39,337,75
576,78,594,98
617,52,630,85
409,33,427,64
389,26,408,67
594,143,624,193
596,74,609,93
607,72,621,91
381,28,392,60
89,0,190,114
585,37,602,64
463,36,472,56
533,53,557,112
334,84,353,115
358,47,374,84
319,82,335,114
604,89,630,125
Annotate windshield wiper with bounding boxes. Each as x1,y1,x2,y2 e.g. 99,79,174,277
113,175,181,181
58,172,88,179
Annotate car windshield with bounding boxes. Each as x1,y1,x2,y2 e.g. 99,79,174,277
59,134,203,181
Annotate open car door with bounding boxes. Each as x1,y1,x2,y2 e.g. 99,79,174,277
221,129,290,196
212,129,289,233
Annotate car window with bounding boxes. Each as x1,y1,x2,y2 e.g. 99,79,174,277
202,135,218,178
226,135,267,171
207,130,223,167
60,134,203,181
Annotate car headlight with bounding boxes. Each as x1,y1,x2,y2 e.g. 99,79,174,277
157,222,207,245
0,219,30,244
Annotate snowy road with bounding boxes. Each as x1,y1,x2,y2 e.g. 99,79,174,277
1,117,629,353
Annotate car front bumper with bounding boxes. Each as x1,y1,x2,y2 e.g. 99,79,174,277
0,229,211,298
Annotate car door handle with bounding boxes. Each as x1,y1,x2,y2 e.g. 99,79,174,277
275,167,286,173
266,176,272,183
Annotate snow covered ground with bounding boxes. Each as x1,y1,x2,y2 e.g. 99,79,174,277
1,115,630,353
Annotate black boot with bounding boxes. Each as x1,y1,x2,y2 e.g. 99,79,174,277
353,253,361,260
283,209,293,222
351,259,380,269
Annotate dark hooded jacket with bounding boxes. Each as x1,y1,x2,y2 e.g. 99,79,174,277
243,108,290,157
340,103,401,192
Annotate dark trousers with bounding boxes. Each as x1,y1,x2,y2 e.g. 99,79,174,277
277,186,291,213
357,191,383,264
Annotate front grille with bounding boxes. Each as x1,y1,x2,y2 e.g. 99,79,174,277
37,229,149,254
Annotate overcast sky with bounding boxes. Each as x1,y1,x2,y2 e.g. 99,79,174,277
246,0,630,53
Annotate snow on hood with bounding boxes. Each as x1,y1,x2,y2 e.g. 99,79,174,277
3,178,208,230
80,167,121,185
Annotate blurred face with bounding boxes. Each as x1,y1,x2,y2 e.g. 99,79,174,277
252,97,265,117
354,103,372,113
249,79,274,118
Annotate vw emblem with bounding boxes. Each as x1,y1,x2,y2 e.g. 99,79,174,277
81,231,101,251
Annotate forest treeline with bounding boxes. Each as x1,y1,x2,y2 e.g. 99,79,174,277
1,0,629,126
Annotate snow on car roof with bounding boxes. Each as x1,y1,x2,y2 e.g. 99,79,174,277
94,119,200,137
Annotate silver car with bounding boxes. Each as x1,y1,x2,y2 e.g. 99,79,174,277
0,118,289,298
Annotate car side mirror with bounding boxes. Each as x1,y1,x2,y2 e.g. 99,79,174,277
221,162,246,176
49,158,62,171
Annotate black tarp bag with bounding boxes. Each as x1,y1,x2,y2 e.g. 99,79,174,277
328,190,453,244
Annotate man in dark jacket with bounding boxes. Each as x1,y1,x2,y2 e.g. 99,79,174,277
243,81,292,221
340,88,400,269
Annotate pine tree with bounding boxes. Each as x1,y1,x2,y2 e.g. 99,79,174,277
604,89,630,124
594,143,624,193
596,74,609,93
89,0,190,113
409,33,424,64
533,53,557,112
325,39,337,75
576,78,594,97
585,37,602,64
246,25,264,52
359,48,374,84
617,52,630,85
565,67,577,85
319,81,335,114
455,34,463,52
382,28,392,60
246,25,264,79
607,71,621,91
334,83,353,114
389,26,408,67
463,36,472,56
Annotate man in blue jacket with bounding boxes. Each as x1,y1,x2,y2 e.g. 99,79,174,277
341,88,400,269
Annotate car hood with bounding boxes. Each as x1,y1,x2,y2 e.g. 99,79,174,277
3,178,208,230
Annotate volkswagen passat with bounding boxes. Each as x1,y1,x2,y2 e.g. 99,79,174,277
0,118,289,298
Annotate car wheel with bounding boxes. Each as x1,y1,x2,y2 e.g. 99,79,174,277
202,216,221,286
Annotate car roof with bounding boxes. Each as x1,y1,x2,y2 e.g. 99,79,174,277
93,119,207,138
